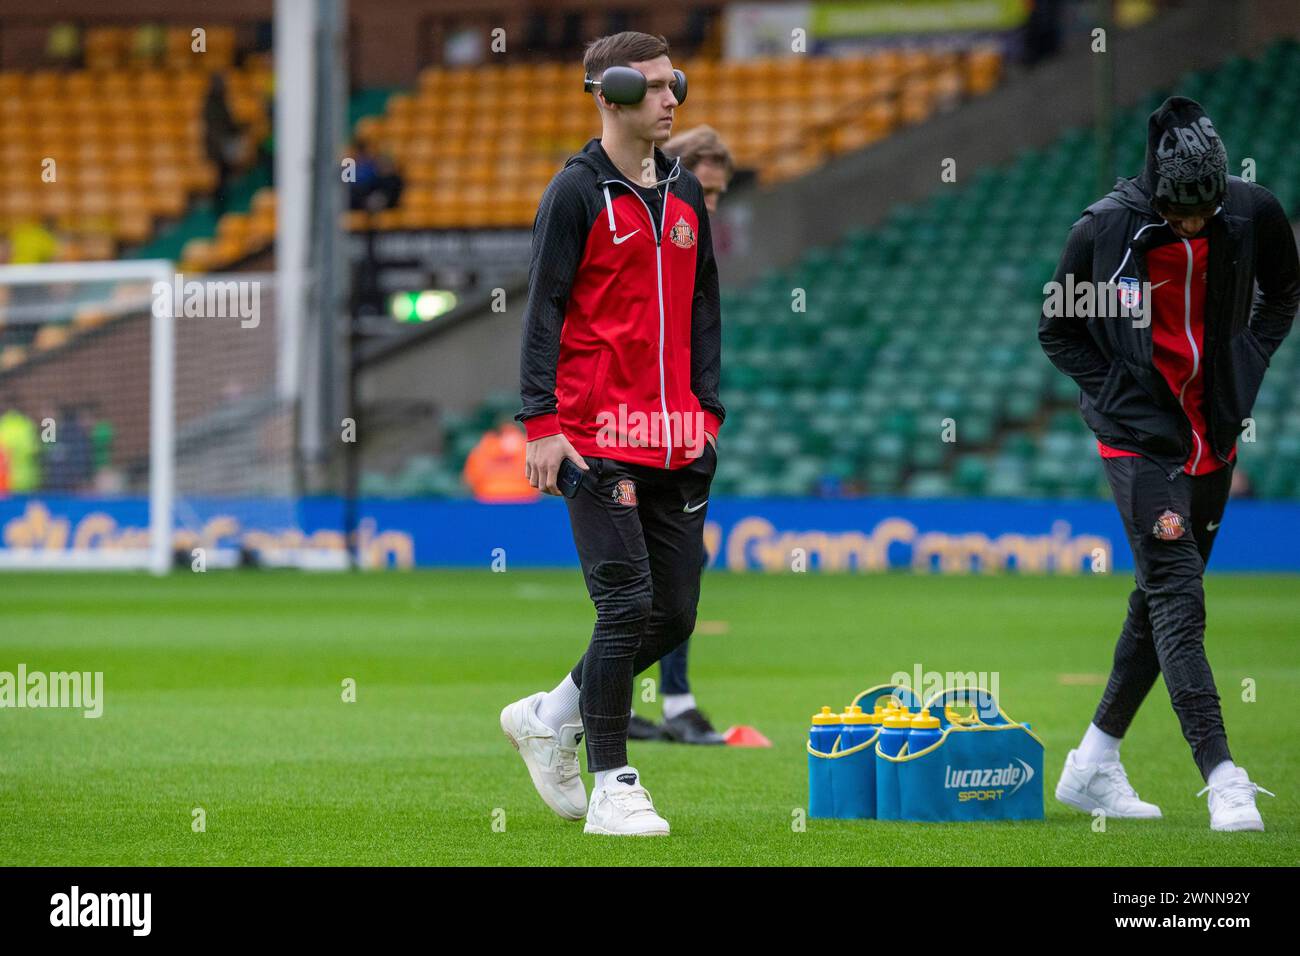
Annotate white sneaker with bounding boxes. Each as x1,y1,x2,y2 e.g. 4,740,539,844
1198,766,1274,832
500,692,586,820
583,768,670,836
1055,749,1162,818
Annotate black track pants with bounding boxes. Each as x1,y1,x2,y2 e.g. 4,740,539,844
1093,454,1234,780
564,443,716,771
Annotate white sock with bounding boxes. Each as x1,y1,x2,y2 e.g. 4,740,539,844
595,766,637,792
1077,722,1122,765
662,693,697,721
1206,760,1238,788
536,674,581,732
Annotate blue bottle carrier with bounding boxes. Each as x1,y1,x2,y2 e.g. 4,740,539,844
807,684,1044,823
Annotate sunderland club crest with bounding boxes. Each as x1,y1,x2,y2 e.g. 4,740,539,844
613,479,638,506
1152,509,1187,541
669,216,696,249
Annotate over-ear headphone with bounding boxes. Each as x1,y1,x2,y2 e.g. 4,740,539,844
583,65,687,106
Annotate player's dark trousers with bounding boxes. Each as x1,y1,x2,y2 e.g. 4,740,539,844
658,640,691,695
565,443,716,771
657,545,711,696
1093,455,1234,780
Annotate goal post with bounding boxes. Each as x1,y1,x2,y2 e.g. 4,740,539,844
0,260,173,574
0,261,312,574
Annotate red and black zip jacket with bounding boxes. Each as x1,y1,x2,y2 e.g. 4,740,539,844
1039,176,1299,478
516,138,724,469
1096,231,1233,475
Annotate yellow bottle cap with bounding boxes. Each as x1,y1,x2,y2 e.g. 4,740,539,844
943,706,962,724
911,707,941,729
812,706,842,725
841,704,871,724
882,710,913,729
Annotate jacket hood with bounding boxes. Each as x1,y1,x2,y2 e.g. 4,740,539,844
565,137,682,189
1104,175,1157,216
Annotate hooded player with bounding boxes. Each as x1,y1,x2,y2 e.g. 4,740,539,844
1039,96,1298,831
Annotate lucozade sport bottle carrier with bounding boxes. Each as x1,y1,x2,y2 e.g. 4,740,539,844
809,684,1044,822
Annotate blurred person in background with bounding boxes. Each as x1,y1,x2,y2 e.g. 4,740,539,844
204,73,246,216
9,216,60,265
347,140,380,210
462,415,540,503
664,124,732,215
362,153,404,214
625,124,734,746
0,396,40,495
41,404,94,493
350,143,405,317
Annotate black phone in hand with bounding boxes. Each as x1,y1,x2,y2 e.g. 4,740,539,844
557,458,586,498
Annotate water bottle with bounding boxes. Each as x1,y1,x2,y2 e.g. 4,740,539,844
908,707,943,754
840,704,873,751
810,706,842,754
877,707,912,757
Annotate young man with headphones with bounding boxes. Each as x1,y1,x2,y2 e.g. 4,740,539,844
500,32,724,837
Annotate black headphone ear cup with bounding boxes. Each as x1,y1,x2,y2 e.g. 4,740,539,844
596,66,647,105
672,69,687,106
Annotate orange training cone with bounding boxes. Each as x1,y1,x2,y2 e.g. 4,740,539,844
722,725,772,747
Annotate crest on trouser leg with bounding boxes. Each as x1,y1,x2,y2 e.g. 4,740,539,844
612,478,638,506
1152,509,1187,541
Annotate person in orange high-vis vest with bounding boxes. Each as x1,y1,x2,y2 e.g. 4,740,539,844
462,419,540,503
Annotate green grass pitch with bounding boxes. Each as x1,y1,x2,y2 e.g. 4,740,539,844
1,570,1296,866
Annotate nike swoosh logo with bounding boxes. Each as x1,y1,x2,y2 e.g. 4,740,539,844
683,500,708,513
1206,520,1221,531
612,230,639,245
1149,279,1172,291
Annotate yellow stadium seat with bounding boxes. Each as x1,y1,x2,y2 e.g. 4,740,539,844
1,346,29,370
33,324,71,351
216,212,251,240
145,186,185,219
180,238,214,272
249,209,275,241
251,188,276,213
211,235,245,266
115,211,153,244
73,305,112,329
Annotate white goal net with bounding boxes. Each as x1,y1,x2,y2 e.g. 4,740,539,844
0,261,302,573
